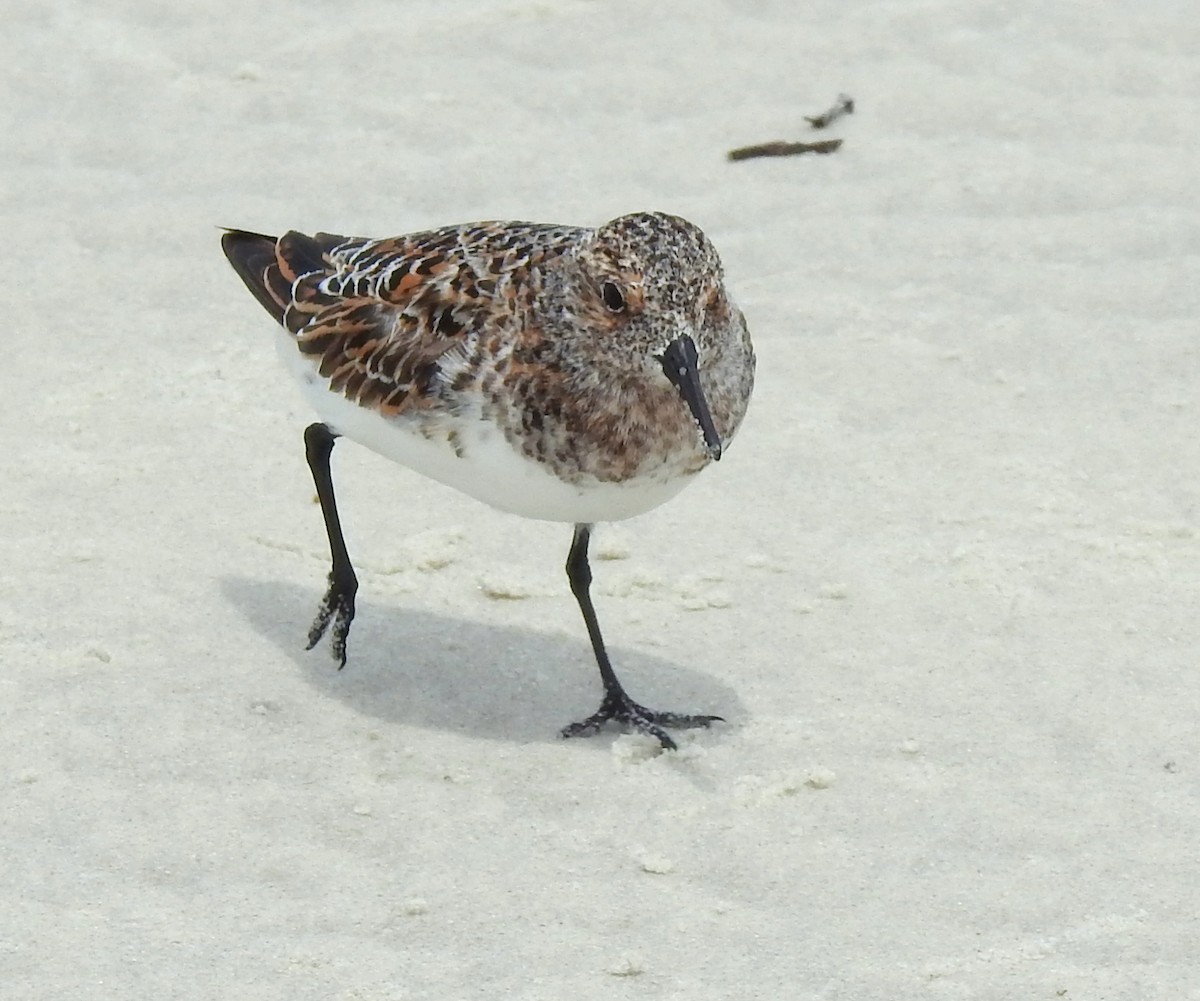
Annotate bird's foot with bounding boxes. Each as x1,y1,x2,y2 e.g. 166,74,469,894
306,571,357,668
561,690,723,750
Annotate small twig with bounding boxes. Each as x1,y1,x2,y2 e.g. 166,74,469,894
727,139,842,162
804,93,854,129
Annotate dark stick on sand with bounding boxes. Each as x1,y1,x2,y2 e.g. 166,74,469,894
727,139,842,162
805,93,855,129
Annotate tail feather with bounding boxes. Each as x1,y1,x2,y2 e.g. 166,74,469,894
275,231,330,284
221,229,287,325
222,228,358,329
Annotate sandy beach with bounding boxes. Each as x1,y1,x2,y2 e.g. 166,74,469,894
4,2,1198,998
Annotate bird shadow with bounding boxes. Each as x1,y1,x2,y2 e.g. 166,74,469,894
221,576,742,747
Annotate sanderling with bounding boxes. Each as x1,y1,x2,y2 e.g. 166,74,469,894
221,211,754,748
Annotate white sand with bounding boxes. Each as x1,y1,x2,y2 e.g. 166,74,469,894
4,2,1198,998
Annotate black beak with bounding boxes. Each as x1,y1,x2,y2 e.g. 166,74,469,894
658,336,723,461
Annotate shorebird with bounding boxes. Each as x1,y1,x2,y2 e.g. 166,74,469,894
221,211,754,747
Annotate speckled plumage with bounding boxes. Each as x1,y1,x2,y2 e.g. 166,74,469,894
222,211,754,748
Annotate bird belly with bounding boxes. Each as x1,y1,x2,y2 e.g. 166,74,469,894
277,335,696,524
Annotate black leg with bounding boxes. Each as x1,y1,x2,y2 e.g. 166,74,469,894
303,422,358,668
560,523,722,749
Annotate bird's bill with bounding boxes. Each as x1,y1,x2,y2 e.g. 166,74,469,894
659,336,723,461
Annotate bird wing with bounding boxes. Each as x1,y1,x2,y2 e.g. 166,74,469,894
222,223,580,417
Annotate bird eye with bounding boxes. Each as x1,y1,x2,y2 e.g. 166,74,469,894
601,281,626,313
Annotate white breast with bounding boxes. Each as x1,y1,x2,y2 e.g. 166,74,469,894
277,333,697,524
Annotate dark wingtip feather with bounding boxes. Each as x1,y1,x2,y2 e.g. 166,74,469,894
221,228,287,325
276,230,329,278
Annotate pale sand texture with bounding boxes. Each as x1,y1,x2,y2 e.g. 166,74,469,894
3,2,1199,998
